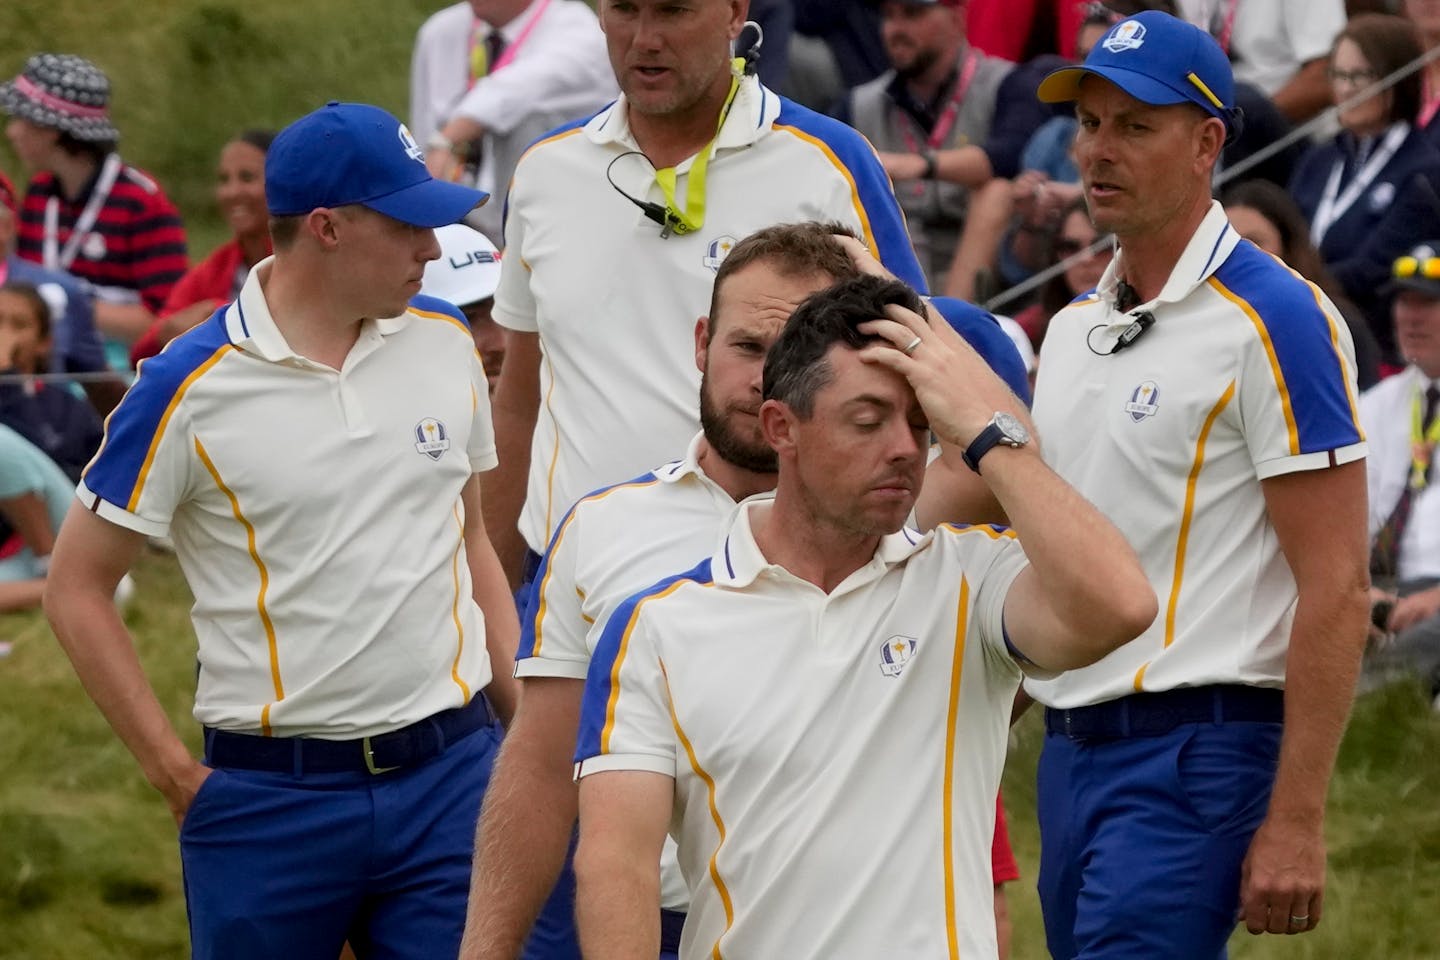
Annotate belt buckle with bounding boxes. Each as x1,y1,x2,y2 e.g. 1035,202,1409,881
363,735,400,775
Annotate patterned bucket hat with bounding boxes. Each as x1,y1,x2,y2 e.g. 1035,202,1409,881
0,53,120,142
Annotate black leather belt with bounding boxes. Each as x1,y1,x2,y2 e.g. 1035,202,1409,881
1045,684,1283,740
204,695,495,775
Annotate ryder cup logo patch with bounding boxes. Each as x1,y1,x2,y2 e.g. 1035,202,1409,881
879,635,918,678
398,123,425,163
703,235,737,272
414,418,451,460
1103,20,1147,53
1124,380,1160,422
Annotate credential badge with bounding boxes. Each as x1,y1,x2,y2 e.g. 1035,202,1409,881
414,418,451,460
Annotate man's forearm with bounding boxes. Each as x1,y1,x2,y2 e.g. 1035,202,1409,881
1268,587,1368,821
94,300,157,342
574,841,661,960
460,729,579,960
483,349,541,587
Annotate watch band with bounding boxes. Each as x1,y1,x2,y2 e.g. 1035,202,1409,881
962,423,1006,473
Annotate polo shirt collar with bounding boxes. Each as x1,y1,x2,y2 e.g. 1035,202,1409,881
224,257,410,363
713,498,929,590
653,432,708,484
584,74,779,158
1098,200,1240,310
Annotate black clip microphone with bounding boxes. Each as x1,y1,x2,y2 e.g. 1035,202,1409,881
1086,278,1157,356
606,152,684,238
738,20,764,76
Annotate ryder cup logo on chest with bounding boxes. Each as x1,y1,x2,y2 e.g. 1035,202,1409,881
1103,20,1147,53
879,635,918,678
1124,380,1160,422
414,418,451,460
703,235,737,273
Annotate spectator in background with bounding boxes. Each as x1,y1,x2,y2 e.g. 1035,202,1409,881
844,0,1046,289
422,222,506,387
1402,0,1440,147
1362,243,1440,713
1177,0,1346,123
1010,197,1112,353
129,130,274,366
1290,14,1440,362
1220,178,1382,387
0,423,76,616
0,281,103,482
0,169,104,379
0,54,187,381
415,0,617,244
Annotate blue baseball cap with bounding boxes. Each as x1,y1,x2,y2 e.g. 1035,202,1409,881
1037,11,1238,131
265,101,488,227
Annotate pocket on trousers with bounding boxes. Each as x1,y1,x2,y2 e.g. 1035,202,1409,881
179,768,228,835
1171,723,1280,836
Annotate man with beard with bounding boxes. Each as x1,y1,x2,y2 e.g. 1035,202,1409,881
841,0,1027,289
570,272,1156,959
459,222,1024,960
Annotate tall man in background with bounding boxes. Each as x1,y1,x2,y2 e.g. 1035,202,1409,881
485,0,925,592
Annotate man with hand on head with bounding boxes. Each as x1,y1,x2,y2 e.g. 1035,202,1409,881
44,101,538,960
486,0,926,596
571,273,1157,960
459,222,1028,960
1028,12,1370,957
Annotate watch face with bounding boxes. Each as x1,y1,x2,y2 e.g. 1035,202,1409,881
995,412,1030,445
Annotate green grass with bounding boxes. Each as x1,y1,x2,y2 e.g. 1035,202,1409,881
5,552,1439,957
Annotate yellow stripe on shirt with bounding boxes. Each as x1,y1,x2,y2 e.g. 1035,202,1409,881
194,436,284,735
942,576,971,960
129,344,234,512
772,123,881,261
1208,276,1299,456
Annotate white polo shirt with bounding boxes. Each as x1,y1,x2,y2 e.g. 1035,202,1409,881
575,501,1028,960
1027,202,1366,710
79,260,499,738
517,433,739,911
496,74,926,553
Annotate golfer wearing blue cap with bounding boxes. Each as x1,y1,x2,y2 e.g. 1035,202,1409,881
1024,12,1369,958
45,102,566,959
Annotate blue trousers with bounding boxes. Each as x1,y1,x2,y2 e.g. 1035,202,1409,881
181,721,580,960
1036,721,1281,960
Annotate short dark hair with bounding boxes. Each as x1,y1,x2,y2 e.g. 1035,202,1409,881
0,281,52,339
708,221,861,326
762,274,924,418
55,131,115,163
234,128,276,155
1336,14,1423,124
268,214,304,249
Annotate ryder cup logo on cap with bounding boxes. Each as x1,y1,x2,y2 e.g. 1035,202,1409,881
266,101,488,228
1103,20,1146,53
1037,11,1238,133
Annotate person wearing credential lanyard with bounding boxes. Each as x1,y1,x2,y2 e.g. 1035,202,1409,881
414,0,616,243
840,0,1015,290
483,0,925,597
0,54,187,387
1289,14,1440,365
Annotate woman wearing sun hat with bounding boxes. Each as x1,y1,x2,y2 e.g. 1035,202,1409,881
0,53,188,378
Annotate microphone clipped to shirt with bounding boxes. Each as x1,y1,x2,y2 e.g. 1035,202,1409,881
1087,277,1156,357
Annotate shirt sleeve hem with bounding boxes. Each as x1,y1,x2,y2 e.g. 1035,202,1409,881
514,657,590,680
75,482,171,537
1254,441,1367,479
573,753,675,779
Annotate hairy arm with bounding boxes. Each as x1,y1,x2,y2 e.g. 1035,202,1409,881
464,474,520,726
574,770,673,960
43,506,211,825
460,677,585,960
482,330,542,587
1239,460,1369,936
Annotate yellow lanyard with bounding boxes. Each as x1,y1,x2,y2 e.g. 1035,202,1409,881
650,62,743,237
1409,383,1440,489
